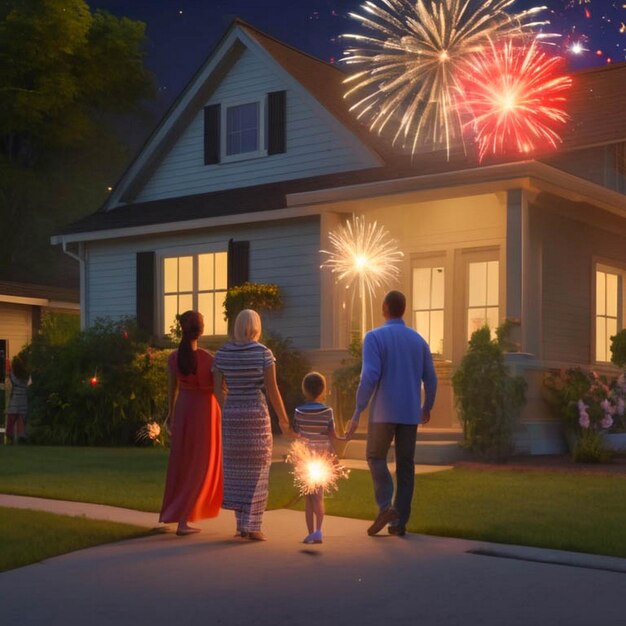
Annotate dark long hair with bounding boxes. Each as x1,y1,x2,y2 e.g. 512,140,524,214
177,311,204,376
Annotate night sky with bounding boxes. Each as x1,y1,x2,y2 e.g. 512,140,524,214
90,0,625,114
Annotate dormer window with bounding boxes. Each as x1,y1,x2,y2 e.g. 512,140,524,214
204,91,286,165
223,99,265,161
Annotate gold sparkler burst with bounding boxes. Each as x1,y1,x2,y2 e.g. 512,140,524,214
286,440,350,495
342,0,553,157
320,214,404,302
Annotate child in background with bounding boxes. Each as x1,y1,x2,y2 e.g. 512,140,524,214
293,372,343,544
6,355,30,444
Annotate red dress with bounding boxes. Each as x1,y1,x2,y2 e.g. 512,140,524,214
159,349,223,523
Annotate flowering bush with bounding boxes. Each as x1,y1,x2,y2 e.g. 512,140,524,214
544,368,623,433
23,317,170,445
544,367,626,462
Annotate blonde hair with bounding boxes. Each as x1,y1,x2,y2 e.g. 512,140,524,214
233,309,262,343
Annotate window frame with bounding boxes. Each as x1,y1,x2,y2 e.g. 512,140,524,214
462,248,501,342
593,261,626,363
157,244,229,339
410,253,447,357
220,96,267,163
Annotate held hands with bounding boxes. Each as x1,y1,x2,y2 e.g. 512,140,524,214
344,412,361,440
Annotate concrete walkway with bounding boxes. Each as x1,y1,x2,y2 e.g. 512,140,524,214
1,494,625,626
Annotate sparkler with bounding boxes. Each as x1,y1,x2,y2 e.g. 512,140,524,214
136,421,162,444
320,215,403,337
458,38,571,162
342,0,553,157
286,440,349,495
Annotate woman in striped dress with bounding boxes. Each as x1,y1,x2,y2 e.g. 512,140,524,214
213,309,294,541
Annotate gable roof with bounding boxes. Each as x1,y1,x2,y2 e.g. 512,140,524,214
53,20,626,241
104,19,387,209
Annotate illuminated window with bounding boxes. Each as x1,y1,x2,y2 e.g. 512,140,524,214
163,251,228,337
596,267,622,362
467,260,499,340
412,265,444,355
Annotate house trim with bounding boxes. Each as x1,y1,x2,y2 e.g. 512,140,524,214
52,161,626,246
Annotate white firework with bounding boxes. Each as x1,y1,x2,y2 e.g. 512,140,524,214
320,215,403,336
342,0,554,157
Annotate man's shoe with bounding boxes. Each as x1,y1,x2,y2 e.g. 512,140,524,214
367,507,399,536
387,524,406,536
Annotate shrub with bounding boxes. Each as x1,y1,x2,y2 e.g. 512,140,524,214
572,429,611,464
25,317,170,446
452,326,527,462
331,334,362,431
224,282,282,323
263,332,310,433
610,329,626,368
544,367,625,461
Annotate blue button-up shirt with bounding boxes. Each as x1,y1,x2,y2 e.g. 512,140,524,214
354,319,437,424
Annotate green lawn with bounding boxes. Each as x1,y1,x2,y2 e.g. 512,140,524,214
0,507,150,572
2,446,626,558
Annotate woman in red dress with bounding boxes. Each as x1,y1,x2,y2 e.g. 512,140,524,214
159,311,223,535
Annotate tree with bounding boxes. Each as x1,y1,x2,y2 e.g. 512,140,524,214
0,0,154,273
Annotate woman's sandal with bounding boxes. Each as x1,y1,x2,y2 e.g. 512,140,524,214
176,526,201,536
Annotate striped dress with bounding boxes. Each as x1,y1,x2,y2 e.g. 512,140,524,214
293,402,335,453
213,341,275,533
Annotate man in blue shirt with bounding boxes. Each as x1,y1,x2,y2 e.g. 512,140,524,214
346,290,437,536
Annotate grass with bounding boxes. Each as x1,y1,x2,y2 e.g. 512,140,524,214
0,506,150,572
0,445,168,511
2,446,626,558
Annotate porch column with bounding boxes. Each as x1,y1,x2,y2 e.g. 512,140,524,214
506,189,541,356
319,212,343,349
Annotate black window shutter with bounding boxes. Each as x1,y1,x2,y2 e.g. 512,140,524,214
204,104,220,165
267,91,286,155
227,239,250,288
136,251,155,338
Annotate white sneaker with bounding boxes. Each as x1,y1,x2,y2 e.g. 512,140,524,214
303,530,323,544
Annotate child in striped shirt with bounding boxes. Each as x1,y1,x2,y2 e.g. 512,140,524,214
293,372,344,544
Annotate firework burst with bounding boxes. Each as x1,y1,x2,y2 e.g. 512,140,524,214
342,0,553,157
320,215,403,336
458,38,572,162
286,440,350,495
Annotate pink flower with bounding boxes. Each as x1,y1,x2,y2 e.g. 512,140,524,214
601,399,611,413
579,413,590,429
577,399,588,415
601,415,613,429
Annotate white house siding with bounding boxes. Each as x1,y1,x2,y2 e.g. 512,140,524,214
0,303,31,359
541,205,626,364
134,47,378,203
84,217,321,349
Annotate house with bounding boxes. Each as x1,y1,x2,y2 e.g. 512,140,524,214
0,252,80,364
51,20,626,455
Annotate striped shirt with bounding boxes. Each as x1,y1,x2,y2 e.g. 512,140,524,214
7,372,29,415
294,402,334,449
213,341,275,402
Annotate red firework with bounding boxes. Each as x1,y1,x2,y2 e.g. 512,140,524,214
459,39,572,162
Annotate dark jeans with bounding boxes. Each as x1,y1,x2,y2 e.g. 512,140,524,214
366,422,418,527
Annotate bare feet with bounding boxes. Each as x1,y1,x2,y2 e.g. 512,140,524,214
247,531,267,541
